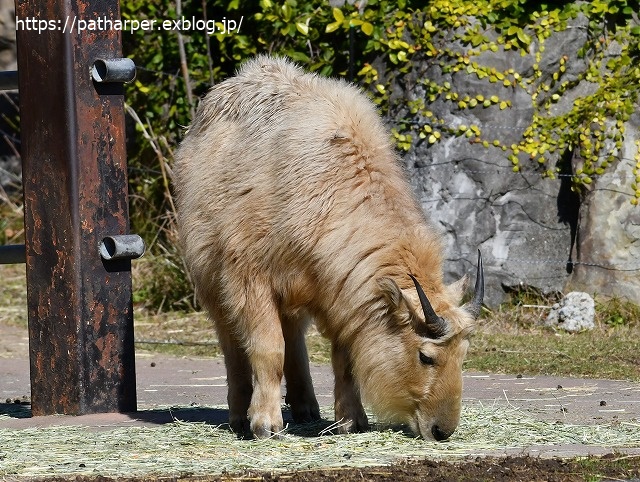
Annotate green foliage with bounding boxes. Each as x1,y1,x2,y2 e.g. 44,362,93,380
121,0,640,309
598,296,640,327
352,0,640,200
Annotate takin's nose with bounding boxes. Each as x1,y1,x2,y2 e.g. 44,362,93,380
431,424,454,441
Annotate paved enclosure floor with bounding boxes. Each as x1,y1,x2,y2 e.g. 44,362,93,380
2,321,640,458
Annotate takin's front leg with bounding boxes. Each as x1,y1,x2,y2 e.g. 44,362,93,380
243,288,286,438
331,343,369,433
215,324,253,438
282,315,321,424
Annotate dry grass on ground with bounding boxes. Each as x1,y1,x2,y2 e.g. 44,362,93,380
2,404,640,479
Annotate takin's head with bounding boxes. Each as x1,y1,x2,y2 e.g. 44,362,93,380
354,251,484,441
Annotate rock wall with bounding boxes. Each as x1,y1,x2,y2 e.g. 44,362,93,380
389,14,640,307
566,112,640,300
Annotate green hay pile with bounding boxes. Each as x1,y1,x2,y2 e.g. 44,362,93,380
1,404,639,479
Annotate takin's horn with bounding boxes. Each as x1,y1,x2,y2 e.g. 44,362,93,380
408,274,448,339
464,250,484,319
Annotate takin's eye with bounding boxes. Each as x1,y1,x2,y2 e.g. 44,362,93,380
419,352,435,366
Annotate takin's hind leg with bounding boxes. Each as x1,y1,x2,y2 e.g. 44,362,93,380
282,314,321,424
332,343,369,434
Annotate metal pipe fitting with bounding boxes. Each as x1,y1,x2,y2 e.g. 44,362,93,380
99,235,145,261
91,58,136,84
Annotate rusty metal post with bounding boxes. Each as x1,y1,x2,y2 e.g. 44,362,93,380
15,0,137,415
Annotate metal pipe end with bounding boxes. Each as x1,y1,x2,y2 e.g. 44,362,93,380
99,235,145,261
91,58,136,84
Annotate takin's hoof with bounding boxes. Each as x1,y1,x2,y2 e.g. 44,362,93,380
229,416,252,439
285,392,322,424
290,402,321,424
249,413,285,439
251,423,285,439
337,417,370,434
335,403,369,434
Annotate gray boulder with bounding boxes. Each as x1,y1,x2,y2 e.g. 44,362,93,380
545,292,595,332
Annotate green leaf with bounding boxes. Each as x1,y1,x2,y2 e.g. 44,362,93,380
332,7,344,23
296,21,309,35
361,22,374,36
517,29,531,45
288,51,310,63
135,80,150,94
325,21,341,33
280,3,292,21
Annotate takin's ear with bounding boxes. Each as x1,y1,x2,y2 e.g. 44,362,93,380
377,277,404,310
446,275,469,306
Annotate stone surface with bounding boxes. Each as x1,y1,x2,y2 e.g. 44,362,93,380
389,13,639,307
565,112,640,301
545,291,596,333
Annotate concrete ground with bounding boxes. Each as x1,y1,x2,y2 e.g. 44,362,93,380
2,321,640,458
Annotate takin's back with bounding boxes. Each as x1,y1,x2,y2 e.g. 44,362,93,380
174,55,436,319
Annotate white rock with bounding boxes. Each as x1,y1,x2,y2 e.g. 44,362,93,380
545,292,595,332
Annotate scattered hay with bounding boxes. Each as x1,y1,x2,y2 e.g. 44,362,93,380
1,403,639,479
